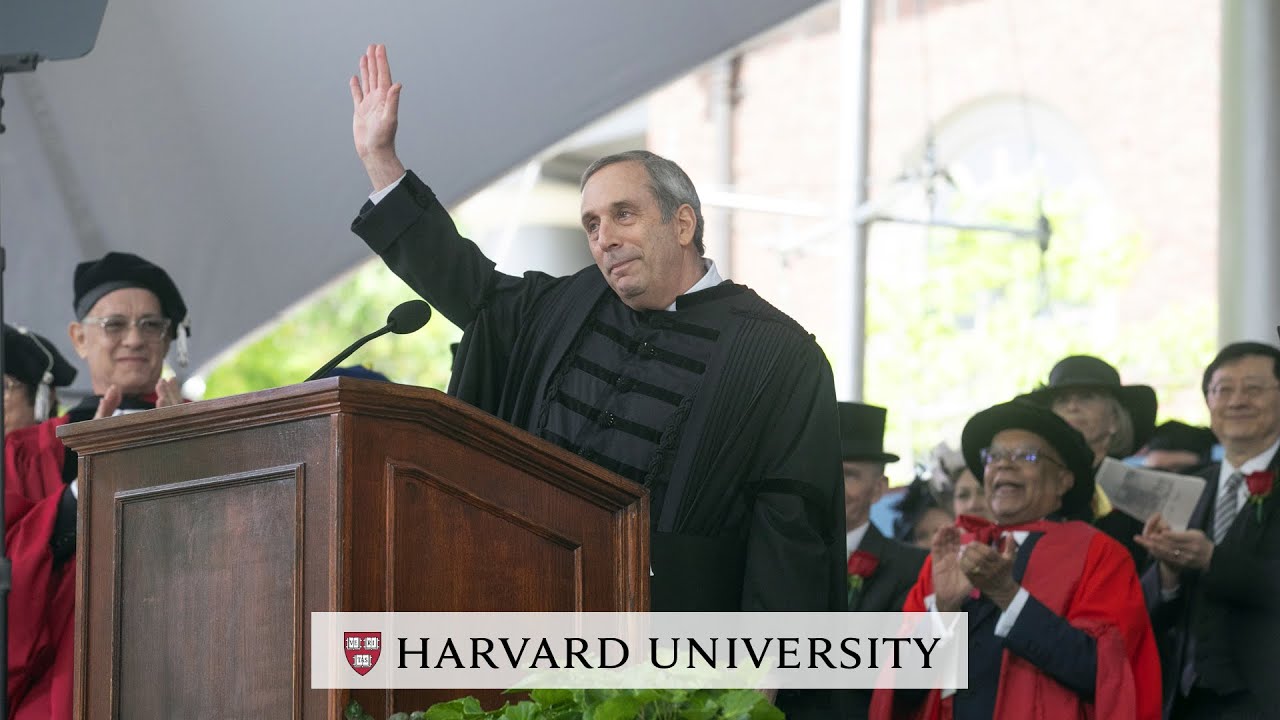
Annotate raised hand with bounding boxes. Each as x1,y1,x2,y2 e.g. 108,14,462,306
349,44,407,191
931,525,973,612
154,377,183,408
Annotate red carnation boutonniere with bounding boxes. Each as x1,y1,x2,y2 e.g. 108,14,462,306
1245,470,1275,524
847,550,880,606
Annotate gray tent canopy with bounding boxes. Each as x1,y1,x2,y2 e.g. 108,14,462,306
2,0,821,395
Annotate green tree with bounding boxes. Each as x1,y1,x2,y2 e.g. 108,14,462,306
865,196,1216,466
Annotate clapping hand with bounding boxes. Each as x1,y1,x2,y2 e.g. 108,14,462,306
1135,512,1213,590
931,526,974,612
959,536,1020,609
155,376,183,407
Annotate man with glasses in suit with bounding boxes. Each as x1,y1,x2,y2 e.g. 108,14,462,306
1138,341,1280,719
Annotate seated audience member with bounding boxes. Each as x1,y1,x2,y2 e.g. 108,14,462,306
4,325,77,437
893,476,954,549
1025,354,1158,567
1140,420,1217,474
1025,355,1157,466
6,251,190,720
1137,342,1280,719
951,465,990,521
930,441,991,521
871,399,1161,720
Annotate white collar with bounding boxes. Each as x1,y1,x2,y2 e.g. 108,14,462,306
846,522,871,556
1220,435,1280,485
664,259,724,311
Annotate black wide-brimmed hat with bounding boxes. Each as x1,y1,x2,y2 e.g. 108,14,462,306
1023,355,1157,454
837,402,900,463
961,399,1095,521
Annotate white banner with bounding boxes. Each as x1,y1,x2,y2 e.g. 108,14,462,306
310,612,967,690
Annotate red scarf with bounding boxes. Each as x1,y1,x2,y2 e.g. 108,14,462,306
954,514,1060,545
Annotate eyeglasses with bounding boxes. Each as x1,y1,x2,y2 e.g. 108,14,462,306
1207,382,1280,402
979,447,1064,468
81,315,172,341
2,376,23,394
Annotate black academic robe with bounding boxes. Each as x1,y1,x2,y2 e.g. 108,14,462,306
352,171,846,615
1142,454,1280,718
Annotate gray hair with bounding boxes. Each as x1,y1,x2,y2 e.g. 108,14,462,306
1104,395,1136,457
580,150,706,255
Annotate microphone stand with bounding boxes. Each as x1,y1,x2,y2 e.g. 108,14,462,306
304,324,393,382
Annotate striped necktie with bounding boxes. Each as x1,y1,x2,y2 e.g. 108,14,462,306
1213,471,1244,544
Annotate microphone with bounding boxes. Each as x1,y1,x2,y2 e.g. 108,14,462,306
305,300,431,382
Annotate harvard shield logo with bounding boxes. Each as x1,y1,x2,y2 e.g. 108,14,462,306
344,632,381,676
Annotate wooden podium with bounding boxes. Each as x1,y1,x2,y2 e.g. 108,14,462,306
58,377,649,719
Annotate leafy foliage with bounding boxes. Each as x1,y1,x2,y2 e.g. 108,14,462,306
865,195,1215,460
202,258,461,399
343,688,782,720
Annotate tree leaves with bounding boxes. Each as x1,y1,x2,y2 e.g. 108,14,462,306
350,688,781,720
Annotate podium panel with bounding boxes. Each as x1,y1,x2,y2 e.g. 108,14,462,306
60,378,648,719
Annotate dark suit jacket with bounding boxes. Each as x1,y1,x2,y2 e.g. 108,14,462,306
1142,451,1280,718
850,524,928,613
846,525,928,719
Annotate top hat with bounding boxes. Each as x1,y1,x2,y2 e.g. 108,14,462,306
837,401,900,463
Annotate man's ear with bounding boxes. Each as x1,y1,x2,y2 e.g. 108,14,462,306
675,204,696,248
871,474,888,505
1056,466,1075,499
68,322,88,359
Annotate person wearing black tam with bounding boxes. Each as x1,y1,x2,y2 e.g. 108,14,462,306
4,324,77,434
4,251,191,720
871,400,1161,720
1141,420,1217,474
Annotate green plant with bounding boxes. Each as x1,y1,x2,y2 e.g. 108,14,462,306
343,688,783,720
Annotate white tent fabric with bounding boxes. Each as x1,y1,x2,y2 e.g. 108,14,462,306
1,0,822,390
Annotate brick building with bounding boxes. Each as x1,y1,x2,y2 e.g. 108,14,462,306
645,0,1220,461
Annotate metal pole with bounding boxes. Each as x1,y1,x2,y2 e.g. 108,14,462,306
708,56,738,273
1219,0,1280,344
839,0,873,401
